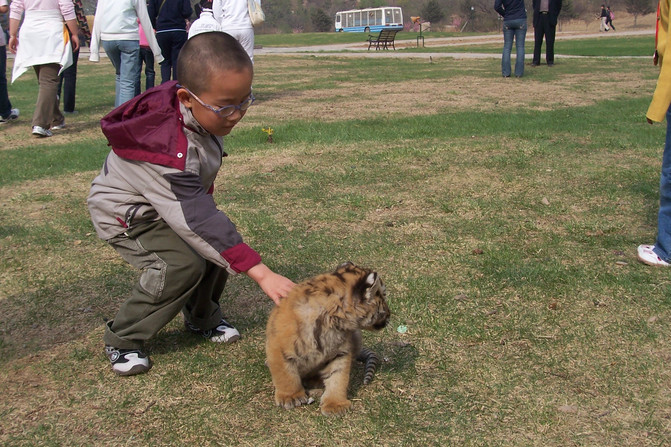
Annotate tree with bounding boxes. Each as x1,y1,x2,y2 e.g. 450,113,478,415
421,0,445,23
311,8,333,32
624,0,656,26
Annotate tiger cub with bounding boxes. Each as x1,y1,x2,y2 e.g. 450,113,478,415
265,262,390,416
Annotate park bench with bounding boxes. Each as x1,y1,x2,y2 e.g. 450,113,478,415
367,29,399,51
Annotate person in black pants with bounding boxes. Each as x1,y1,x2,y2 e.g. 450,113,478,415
57,0,90,114
148,0,192,83
532,0,562,66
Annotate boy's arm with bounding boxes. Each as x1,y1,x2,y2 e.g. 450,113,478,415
142,169,293,302
246,263,296,305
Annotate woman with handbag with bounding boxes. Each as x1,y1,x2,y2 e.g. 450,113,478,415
212,0,257,63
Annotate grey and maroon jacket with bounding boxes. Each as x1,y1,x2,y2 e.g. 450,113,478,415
87,81,261,274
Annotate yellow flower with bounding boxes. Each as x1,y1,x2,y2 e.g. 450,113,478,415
262,127,274,136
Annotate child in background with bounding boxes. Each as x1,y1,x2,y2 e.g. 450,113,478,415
88,32,295,376
135,20,156,96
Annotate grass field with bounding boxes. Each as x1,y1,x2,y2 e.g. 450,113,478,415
1,34,670,446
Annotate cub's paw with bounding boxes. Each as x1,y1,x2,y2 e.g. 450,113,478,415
320,399,352,416
275,390,309,410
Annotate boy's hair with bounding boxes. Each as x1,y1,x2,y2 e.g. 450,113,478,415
177,32,253,96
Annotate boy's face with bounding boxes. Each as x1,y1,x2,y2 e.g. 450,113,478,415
177,67,253,137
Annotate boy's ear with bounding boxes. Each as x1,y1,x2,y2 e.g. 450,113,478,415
177,88,194,109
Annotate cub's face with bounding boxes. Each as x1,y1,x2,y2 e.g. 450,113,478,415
336,262,391,331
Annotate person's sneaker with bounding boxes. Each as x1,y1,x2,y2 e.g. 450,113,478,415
32,126,53,137
0,108,19,123
51,121,66,130
104,345,152,376
185,318,240,343
637,244,671,267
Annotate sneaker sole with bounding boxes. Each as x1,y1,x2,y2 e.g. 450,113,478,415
113,362,153,376
637,245,670,267
209,333,240,343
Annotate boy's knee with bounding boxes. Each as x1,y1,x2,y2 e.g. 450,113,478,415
168,250,208,285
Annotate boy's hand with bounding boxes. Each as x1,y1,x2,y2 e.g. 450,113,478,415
246,263,295,305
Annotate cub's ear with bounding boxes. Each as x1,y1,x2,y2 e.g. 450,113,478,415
337,261,355,270
363,272,381,301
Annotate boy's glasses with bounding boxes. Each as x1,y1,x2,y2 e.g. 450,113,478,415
180,85,255,118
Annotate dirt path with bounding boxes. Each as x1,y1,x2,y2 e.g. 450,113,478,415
254,29,654,59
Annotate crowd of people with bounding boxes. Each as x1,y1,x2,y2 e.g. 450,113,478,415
0,0,256,137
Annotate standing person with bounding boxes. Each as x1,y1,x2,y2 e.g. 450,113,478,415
88,32,295,376
148,0,192,83
494,0,527,78
57,0,91,115
638,0,671,267
212,0,255,63
135,20,156,96
531,0,562,67
8,0,80,137
0,0,19,124
89,0,163,107
600,5,610,32
606,6,616,31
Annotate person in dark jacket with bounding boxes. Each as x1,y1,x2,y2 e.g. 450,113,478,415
148,0,192,83
532,0,562,66
495,0,527,78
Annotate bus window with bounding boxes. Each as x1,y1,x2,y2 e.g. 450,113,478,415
393,9,401,24
385,9,392,25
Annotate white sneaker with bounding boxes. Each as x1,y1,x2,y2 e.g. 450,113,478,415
32,126,53,138
185,318,240,343
637,244,670,267
0,108,19,123
105,345,152,376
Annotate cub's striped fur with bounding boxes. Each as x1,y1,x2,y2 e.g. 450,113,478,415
265,262,390,416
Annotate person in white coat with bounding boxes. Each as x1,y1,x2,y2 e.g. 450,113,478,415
8,0,80,137
212,0,255,62
90,0,164,107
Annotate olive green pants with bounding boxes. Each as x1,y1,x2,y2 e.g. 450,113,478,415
104,219,228,350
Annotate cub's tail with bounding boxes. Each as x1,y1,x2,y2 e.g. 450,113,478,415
357,347,380,385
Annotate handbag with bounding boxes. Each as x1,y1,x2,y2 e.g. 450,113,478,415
247,0,265,26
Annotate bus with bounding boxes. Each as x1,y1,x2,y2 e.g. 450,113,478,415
334,7,403,33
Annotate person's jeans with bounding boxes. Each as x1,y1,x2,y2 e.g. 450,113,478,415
156,30,187,83
134,47,155,96
0,45,13,118
654,106,671,262
102,39,141,107
502,18,527,77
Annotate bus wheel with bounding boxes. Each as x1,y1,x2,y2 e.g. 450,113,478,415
364,27,370,32
338,28,343,32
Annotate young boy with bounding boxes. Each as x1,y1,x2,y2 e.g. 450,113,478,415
88,32,295,376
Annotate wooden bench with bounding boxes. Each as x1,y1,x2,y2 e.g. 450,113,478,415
367,29,399,51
